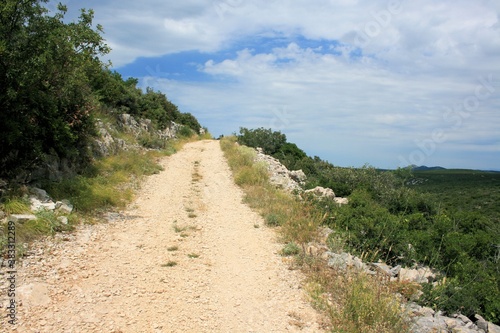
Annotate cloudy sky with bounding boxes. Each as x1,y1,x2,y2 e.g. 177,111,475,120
55,0,500,170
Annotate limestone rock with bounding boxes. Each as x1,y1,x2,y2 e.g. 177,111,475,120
411,314,447,333
30,197,56,211
289,170,306,184
325,252,366,271
56,200,74,214
334,197,349,205
474,314,488,332
305,186,335,199
8,214,37,224
30,187,51,201
317,227,334,244
399,267,436,284
489,322,500,333
254,148,303,193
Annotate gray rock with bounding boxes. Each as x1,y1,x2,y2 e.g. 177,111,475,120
30,197,56,211
474,314,488,332
411,315,447,333
8,214,37,224
57,216,69,225
254,149,303,193
30,187,51,201
56,200,73,214
318,227,334,244
371,262,395,277
289,170,307,183
452,327,482,333
399,267,436,284
326,252,349,270
334,197,349,205
456,314,472,325
305,186,335,199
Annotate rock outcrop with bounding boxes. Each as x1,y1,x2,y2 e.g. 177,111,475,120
93,114,183,157
253,148,348,205
304,186,349,205
254,148,304,192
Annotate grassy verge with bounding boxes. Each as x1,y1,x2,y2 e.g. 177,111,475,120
220,136,410,333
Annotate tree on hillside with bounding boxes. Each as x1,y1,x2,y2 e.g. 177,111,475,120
237,127,287,155
0,0,110,179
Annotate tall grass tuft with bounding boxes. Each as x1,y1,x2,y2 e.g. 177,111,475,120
0,197,31,214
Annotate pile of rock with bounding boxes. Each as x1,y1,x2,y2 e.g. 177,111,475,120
304,186,349,205
253,148,348,205
410,306,500,333
254,148,305,193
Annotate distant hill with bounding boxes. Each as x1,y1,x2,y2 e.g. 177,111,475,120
411,165,446,171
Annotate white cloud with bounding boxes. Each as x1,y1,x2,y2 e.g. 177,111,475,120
54,0,500,168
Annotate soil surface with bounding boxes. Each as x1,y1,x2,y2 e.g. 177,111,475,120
2,140,325,332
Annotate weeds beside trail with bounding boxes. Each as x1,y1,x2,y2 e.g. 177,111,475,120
220,136,410,333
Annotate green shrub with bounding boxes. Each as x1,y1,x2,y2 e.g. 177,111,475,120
178,125,194,138
237,127,287,155
281,242,300,256
264,212,286,226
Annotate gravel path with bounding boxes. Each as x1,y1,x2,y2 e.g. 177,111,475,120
2,140,325,332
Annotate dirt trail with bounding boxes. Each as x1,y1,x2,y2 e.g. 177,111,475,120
4,140,325,332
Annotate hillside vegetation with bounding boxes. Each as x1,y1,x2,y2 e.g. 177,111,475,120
237,127,500,325
0,0,202,181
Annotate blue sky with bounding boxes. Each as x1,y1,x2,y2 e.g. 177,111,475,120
54,0,500,170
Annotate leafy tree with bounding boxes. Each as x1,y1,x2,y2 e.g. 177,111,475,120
175,112,200,132
237,127,287,155
0,0,109,178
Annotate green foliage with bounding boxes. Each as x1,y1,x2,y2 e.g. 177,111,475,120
0,197,31,214
177,112,202,132
0,0,109,178
177,125,195,138
237,127,287,155
408,170,500,322
281,242,301,256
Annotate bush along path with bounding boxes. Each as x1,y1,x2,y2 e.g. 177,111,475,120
1,140,325,332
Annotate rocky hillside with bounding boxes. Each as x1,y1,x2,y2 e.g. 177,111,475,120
251,145,500,333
